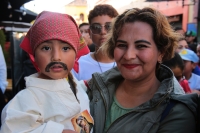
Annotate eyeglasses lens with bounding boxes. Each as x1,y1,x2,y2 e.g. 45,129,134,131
90,23,111,34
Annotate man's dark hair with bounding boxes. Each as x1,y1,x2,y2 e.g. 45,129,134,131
88,4,118,24
174,27,183,31
79,22,89,29
162,52,184,71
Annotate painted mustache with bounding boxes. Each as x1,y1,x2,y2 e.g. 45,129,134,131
45,62,68,72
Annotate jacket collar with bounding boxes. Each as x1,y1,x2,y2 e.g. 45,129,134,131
91,64,185,111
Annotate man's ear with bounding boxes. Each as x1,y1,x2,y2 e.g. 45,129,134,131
88,29,92,37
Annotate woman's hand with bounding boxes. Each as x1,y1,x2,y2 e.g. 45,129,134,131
62,129,78,133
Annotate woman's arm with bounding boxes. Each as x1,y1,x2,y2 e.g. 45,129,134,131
158,103,196,133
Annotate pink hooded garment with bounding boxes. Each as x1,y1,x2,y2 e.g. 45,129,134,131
20,11,89,72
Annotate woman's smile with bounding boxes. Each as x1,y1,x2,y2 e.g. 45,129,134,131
122,64,140,69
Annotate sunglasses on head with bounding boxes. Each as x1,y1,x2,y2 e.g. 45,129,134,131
90,22,112,35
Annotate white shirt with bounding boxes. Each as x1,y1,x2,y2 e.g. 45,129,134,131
0,46,8,93
72,52,116,80
188,73,200,90
0,73,91,133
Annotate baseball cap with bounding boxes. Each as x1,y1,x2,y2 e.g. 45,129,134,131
179,49,199,63
185,30,196,37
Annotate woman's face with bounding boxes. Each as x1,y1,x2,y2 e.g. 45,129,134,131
114,22,162,81
176,40,189,53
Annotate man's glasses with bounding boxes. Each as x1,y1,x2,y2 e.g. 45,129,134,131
90,22,112,35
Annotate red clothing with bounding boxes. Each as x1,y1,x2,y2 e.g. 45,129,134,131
179,79,192,93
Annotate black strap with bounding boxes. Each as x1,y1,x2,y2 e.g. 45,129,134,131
160,100,177,122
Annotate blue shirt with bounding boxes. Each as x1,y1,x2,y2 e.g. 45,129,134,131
188,73,200,90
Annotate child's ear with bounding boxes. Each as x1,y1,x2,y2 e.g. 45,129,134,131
192,62,197,69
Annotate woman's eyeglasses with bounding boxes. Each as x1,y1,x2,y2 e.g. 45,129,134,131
90,22,111,35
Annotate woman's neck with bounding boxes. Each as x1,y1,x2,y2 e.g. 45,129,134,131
115,76,160,108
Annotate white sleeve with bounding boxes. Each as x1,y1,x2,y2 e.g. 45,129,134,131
0,46,8,93
0,90,64,133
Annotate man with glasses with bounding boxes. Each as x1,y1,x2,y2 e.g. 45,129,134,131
72,4,118,80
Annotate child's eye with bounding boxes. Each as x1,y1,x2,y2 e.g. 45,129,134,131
42,46,50,51
63,47,70,51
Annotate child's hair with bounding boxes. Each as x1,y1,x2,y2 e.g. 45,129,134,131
79,22,89,29
162,52,184,71
88,4,118,24
68,72,78,102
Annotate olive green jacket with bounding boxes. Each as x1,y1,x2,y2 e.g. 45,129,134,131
87,65,198,133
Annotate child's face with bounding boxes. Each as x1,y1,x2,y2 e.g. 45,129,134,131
196,45,200,59
34,39,76,79
183,60,196,76
171,67,183,82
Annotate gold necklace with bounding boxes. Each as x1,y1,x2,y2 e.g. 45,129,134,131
94,53,115,73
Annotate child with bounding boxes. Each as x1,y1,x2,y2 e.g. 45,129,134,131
72,4,118,81
175,37,189,53
196,43,200,68
0,11,92,133
179,49,200,94
162,52,191,93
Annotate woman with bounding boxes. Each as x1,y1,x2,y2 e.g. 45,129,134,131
87,7,198,133
175,37,189,53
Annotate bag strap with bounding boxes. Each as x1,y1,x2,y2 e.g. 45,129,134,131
160,100,177,122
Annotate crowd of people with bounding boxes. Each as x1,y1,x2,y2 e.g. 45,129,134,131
0,3,200,133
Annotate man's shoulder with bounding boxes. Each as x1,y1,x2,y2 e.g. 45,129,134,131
79,53,91,61
191,73,200,81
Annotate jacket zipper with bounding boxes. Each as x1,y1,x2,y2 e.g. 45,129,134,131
105,90,171,133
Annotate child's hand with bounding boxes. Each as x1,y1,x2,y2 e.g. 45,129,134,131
62,129,78,133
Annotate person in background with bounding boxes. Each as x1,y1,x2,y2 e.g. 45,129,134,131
175,37,200,76
162,52,191,93
175,37,189,53
0,45,7,126
174,27,185,36
179,49,200,94
0,45,7,94
79,23,95,52
72,4,118,80
196,43,200,68
185,30,197,53
0,11,92,133
87,7,198,133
